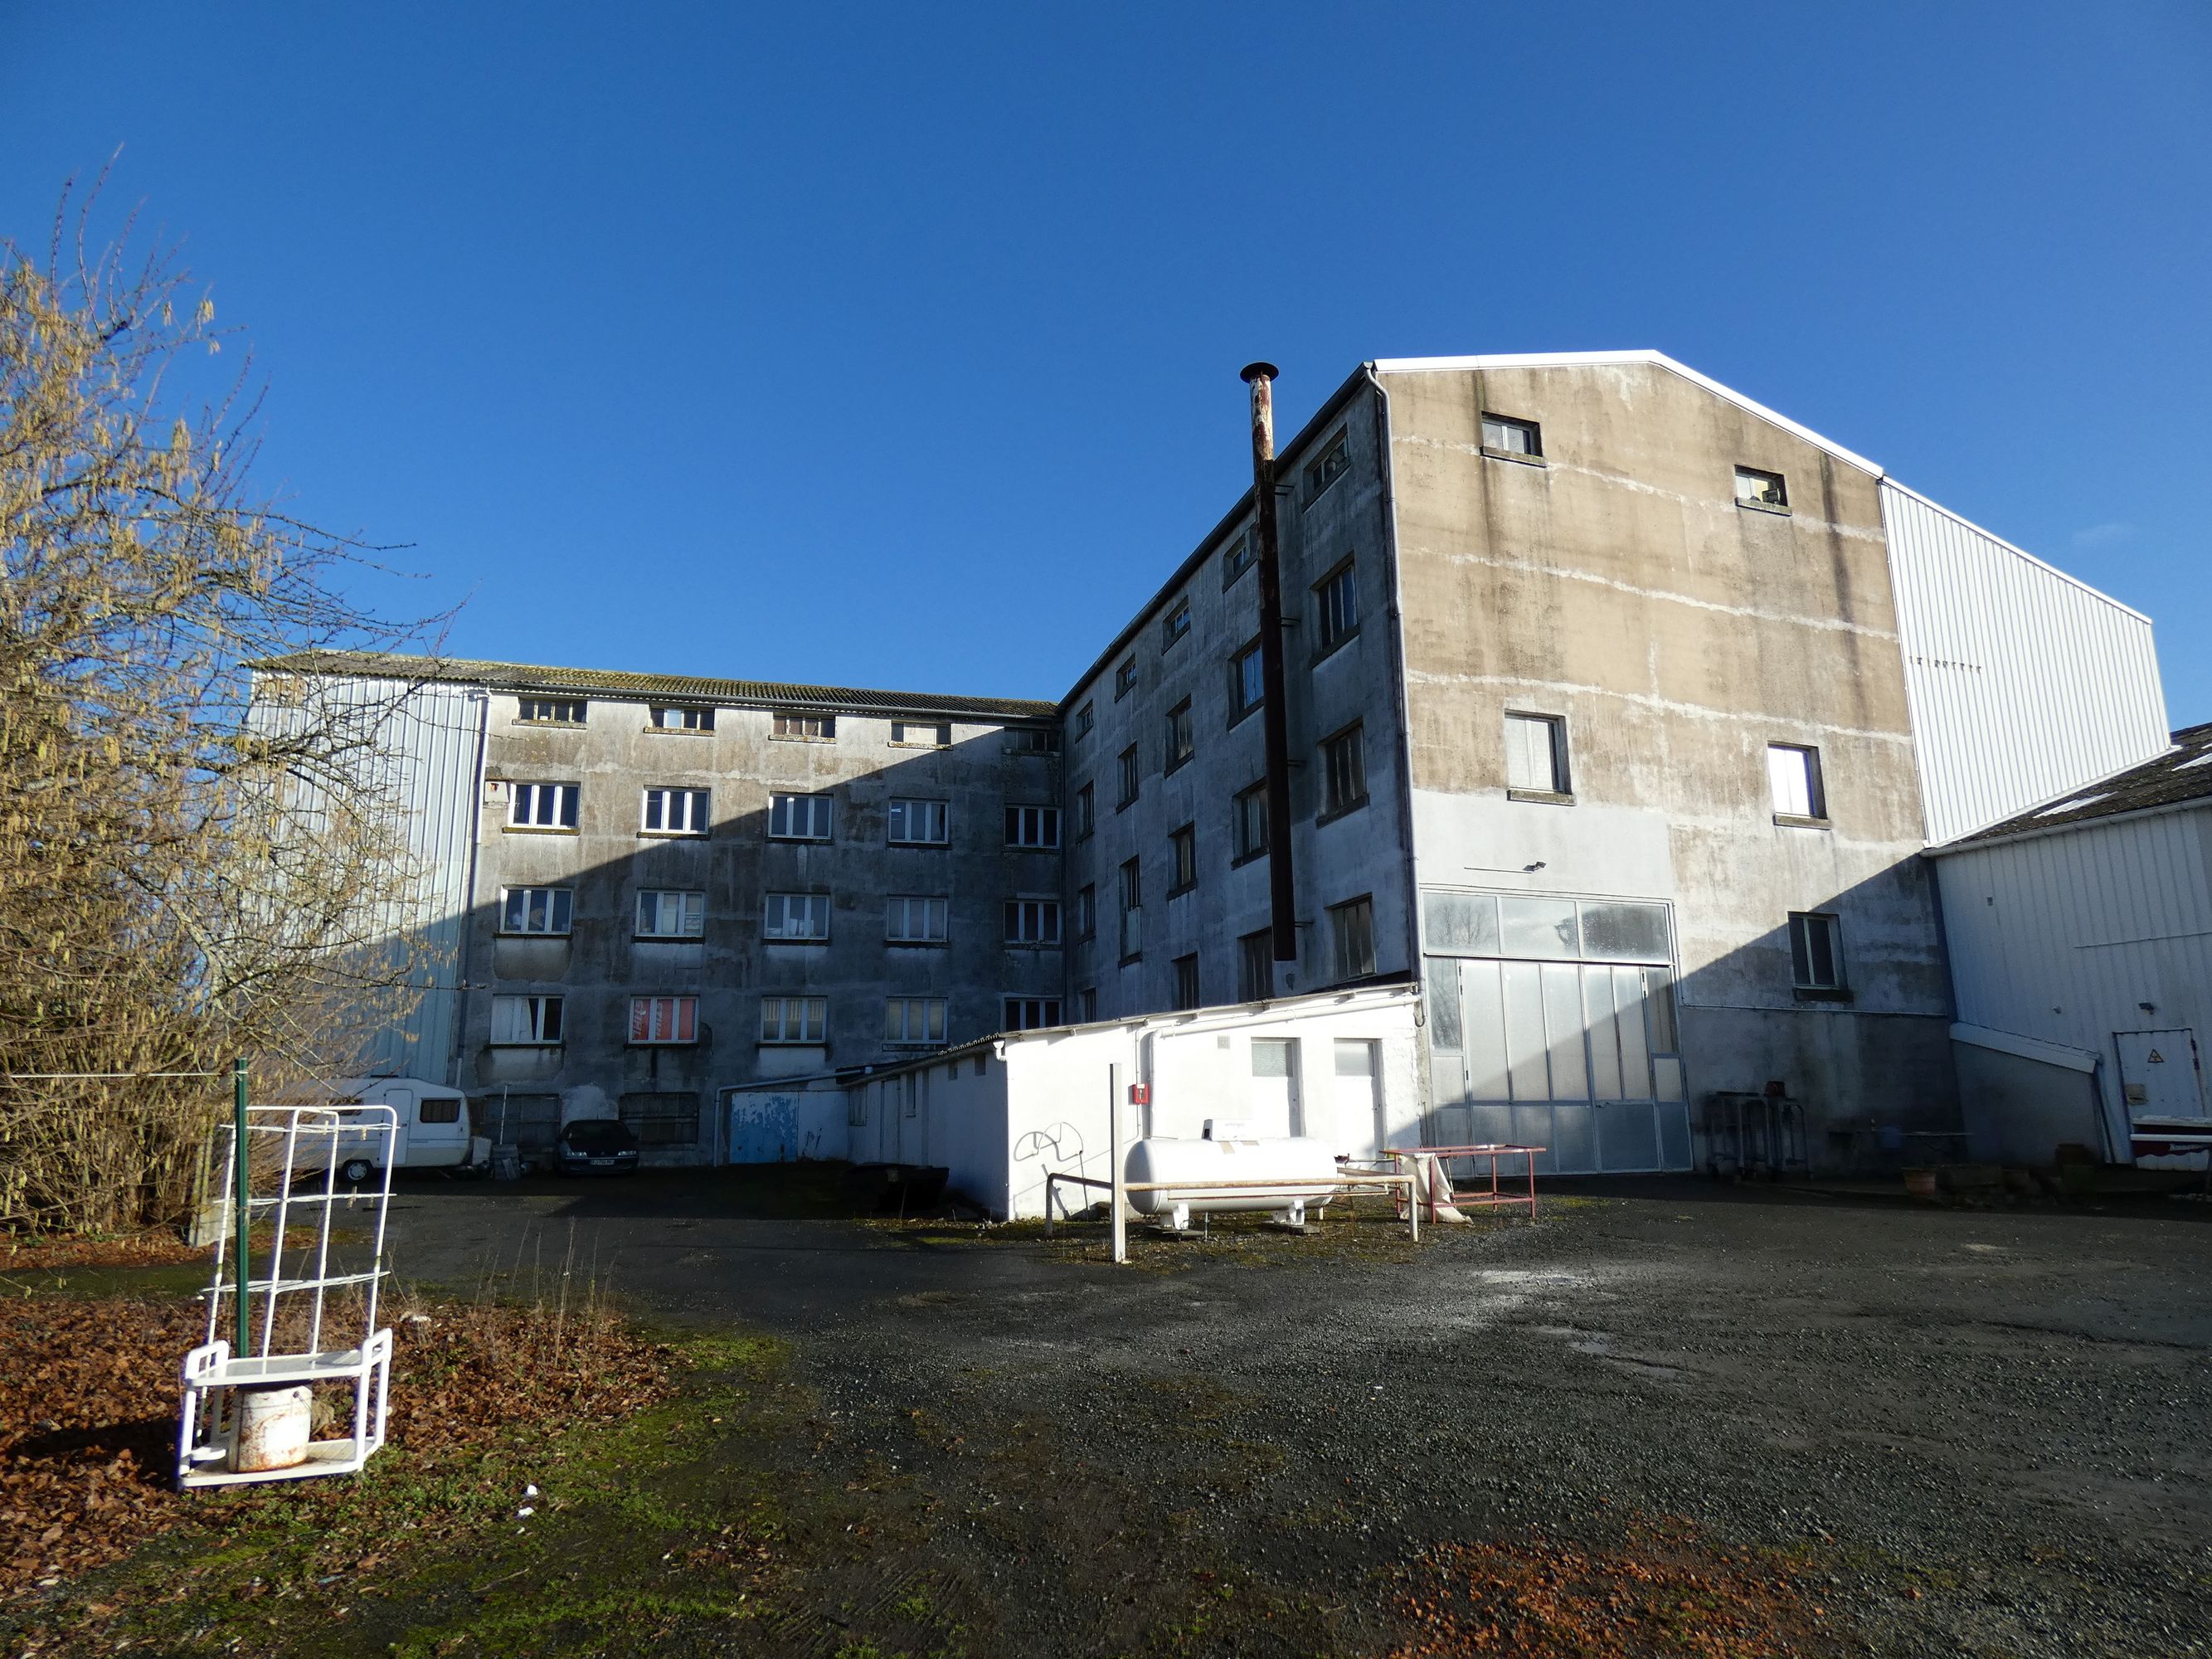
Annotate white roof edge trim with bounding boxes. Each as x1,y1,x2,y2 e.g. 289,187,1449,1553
1878,478,2154,624
1369,350,1884,477
1950,1023,2100,1073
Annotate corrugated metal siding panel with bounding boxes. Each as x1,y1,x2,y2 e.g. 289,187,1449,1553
1882,482,2168,844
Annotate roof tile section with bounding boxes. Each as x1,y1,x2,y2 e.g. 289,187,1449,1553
266,651,1059,723
1946,722,2212,846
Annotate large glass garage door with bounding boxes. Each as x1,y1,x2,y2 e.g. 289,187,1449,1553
1422,891,1690,1175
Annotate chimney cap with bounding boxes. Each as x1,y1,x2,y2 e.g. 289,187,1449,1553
1239,361,1281,384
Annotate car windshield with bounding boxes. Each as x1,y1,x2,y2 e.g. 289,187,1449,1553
562,1120,637,1153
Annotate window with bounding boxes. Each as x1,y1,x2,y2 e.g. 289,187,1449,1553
642,786,712,835
1117,745,1140,809
763,892,831,941
1735,466,1789,512
892,720,950,747
1315,560,1359,654
1480,413,1542,459
1005,805,1062,849
1222,533,1255,586
1164,699,1195,772
1075,883,1096,941
636,889,706,938
1173,953,1200,1011
500,886,573,936
1074,700,1095,741
1075,783,1095,838
1077,987,1098,1022
1169,823,1197,893
620,1092,700,1146
1230,640,1265,720
1233,781,1270,862
885,998,946,1045
489,995,563,1045
1118,856,1143,960
773,711,835,742
517,697,585,726
420,1097,461,1125
1161,597,1192,649
649,705,713,732
1115,656,1138,700
1505,713,1570,797
630,995,698,1044
1005,726,1059,755
887,895,949,944
1304,432,1349,504
1767,744,1826,821
760,995,827,1044
508,781,579,830
1789,912,1846,992
1320,722,1367,817
1004,899,1062,946
887,797,950,845
769,792,834,841
1237,930,1274,1002
1003,997,1062,1032
1330,895,1377,982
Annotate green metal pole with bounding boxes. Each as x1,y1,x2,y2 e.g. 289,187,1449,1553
233,1057,250,1358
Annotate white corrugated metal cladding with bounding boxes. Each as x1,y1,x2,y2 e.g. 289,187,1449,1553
1881,482,2169,845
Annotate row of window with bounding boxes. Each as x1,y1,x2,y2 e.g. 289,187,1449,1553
1476,411,1795,515
1087,719,1369,829
508,784,1064,846
513,698,1059,753
501,885,1061,946
488,992,1064,1049
1501,715,1829,820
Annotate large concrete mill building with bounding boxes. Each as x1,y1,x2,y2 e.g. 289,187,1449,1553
292,350,2169,1177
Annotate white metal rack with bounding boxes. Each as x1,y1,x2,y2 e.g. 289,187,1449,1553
175,1103,397,1488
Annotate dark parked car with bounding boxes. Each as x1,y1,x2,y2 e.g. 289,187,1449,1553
554,1117,640,1175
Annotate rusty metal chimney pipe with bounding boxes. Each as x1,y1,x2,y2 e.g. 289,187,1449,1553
1241,361,1298,965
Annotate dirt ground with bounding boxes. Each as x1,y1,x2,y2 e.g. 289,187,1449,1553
11,1169,2212,1657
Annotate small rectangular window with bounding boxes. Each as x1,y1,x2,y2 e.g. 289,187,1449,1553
1075,883,1096,941
763,892,831,941
517,697,586,726
1237,931,1274,1002
772,711,835,742
1075,782,1096,838
1505,713,1570,797
768,792,834,840
1077,987,1098,1022
1004,898,1062,946
1767,744,1826,820
887,894,949,943
887,797,950,845
1005,805,1062,849
1789,912,1845,991
1164,699,1195,772
1321,722,1367,817
489,994,564,1045
642,786,712,835
1315,560,1359,654
1004,726,1059,755
508,781,580,830
1735,466,1789,512
884,997,946,1045
649,704,714,732
1169,823,1197,893
1119,856,1143,959
891,720,951,747
1480,414,1542,459
500,886,574,936
1173,953,1200,1012
1222,532,1255,586
636,889,706,938
1117,745,1140,809
1303,432,1349,504
1230,640,1265,720
760,995,828,1044
1161,598,1192,649
1330,895,1377,982
629,995,698,1045
1115,657,1138,700
1232,780,1270,862
1074,700,1095,741
1003,997,1063,1032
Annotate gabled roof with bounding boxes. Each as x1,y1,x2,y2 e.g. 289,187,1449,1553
1932,722,2212,852
264,651,1059,723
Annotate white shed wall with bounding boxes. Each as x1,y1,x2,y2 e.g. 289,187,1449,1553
1881,482,2168,845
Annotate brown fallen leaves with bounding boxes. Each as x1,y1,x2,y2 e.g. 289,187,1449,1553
1389,1521,1850,1658
0,1292,676,1601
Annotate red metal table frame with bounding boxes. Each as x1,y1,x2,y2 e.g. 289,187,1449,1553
1384,1144,1545,1223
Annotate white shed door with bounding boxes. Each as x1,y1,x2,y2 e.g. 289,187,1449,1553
1248,1039,1300,1138
1334,1040,1383,1161
2115,1029,2205,1121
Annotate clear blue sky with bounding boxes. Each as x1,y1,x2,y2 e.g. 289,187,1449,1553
5,2,2207,720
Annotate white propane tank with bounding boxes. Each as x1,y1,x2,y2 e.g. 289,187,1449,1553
1123,1136,1339,1220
